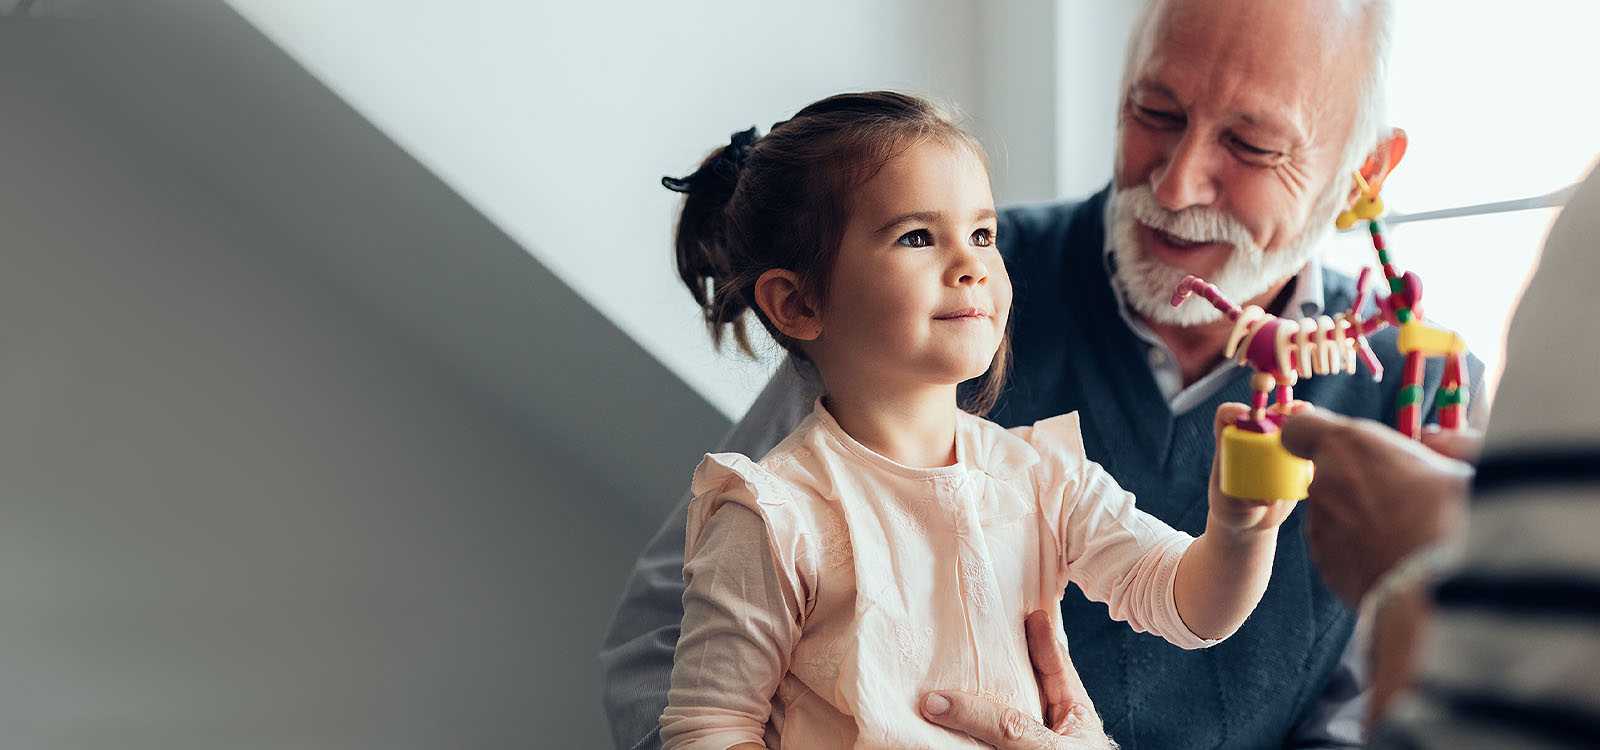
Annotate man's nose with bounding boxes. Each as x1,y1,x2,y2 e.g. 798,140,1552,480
1151,130,1218,211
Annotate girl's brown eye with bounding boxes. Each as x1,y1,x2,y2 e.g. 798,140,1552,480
896,229,933,248
971,228,995,247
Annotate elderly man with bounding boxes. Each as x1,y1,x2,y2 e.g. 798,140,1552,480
601,0,1485,747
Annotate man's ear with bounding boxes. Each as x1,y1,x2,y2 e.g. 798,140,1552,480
753,269,823,342
1347,127,1409,207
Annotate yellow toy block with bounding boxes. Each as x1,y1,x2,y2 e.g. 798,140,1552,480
1219,425,1313,501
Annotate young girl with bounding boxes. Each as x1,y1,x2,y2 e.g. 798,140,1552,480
657,92,1292,750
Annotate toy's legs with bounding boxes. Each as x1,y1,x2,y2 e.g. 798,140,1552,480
1435,351,1469,430
1249,372,1275,423
1224,372,1312,500
1396,351,1426,439
1251,389,1270,420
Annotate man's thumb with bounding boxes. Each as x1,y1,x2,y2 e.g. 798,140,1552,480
1421,425,1484,463
1279,409,1349,460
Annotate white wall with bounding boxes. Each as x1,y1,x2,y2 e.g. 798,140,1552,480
975,0,1061,203
1055,2,1140,198
224,0,1021,420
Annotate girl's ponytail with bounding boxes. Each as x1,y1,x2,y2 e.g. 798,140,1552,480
664,127,762,356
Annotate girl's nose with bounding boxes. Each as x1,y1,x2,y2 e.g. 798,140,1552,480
946,250,989,287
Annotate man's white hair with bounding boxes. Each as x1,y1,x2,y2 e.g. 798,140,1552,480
1121,0,1395,179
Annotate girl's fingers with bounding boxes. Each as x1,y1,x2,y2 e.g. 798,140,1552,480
1213,402,1250,438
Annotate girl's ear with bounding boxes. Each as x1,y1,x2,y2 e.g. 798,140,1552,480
753,268,823,342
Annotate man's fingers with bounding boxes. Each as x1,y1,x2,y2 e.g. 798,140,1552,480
922,691,1063,749
1025,609,1094,734
1025,609,1072,731
1420,425,1484,463
1025,610,1070,679
1279,408,1350,460
1049,704,1093,736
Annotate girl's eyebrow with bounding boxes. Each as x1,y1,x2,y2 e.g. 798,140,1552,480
876,210,942,235
875,208,997,235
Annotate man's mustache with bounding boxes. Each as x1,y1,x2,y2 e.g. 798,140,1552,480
1120,186,1255,250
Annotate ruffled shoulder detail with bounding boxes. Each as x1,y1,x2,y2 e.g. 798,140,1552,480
684,453,822,618
961,412,1040,483
690,452,794,509
1011,411,1091,517
1022,411,1088,465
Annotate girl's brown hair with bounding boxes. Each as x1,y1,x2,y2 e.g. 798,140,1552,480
664,91,1009,416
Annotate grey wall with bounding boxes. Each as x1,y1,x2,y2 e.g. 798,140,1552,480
1,6,726,748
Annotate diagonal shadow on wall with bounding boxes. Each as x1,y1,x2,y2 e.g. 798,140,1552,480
0,4,731,747
56,2,733,518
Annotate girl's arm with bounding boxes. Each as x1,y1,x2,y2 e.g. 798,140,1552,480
1033,406,1288,648
1173,403,1296,640
660,503,801,750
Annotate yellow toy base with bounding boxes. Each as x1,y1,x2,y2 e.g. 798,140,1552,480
1219,425,1313,501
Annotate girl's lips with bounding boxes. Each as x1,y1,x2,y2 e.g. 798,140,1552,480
933,307,989,320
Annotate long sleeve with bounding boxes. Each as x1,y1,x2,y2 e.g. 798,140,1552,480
598,358,822,750
1018,413,1219,650
1063,458,1219,650
660,504,802,750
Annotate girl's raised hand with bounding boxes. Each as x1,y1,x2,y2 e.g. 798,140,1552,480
1205,402,1299,538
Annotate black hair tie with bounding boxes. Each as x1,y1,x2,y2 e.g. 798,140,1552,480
662,126,761,193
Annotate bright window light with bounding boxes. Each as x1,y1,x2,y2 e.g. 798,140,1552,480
1321,1,1600,397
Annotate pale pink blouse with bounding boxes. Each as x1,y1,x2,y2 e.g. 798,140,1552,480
660,400,1223,749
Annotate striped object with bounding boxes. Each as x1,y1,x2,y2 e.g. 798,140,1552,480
1370,165,1600,749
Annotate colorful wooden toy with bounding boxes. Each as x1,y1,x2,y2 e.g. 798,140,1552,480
1170,273,1383,501
1340,171,1471,439
1167,157,1474,500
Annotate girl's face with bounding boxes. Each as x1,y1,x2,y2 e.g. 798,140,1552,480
813,139,1010,390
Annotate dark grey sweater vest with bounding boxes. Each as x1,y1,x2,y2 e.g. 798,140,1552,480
974,188,1483,749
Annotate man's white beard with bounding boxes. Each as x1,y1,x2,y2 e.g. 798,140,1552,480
1108,183,1342,326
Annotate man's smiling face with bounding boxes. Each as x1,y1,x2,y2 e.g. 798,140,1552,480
1110,0,1370,324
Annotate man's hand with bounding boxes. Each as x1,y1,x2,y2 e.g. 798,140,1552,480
1024,609,1095,734
921,689,1114,750
1280,410,1478,606
920,609,1114,749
